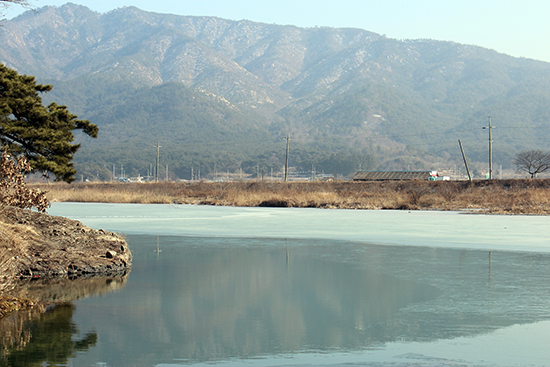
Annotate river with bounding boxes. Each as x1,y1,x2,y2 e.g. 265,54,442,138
3,203,550,367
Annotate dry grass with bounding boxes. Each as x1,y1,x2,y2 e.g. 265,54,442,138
0,211,41,318
33,182,176,204
30,179,550,215
3,178,550,318
0,205,131,319
0,215,34,293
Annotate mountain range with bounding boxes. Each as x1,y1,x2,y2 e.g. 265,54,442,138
2,3,550,180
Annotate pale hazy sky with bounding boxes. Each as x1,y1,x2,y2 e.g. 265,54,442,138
4,0,550,63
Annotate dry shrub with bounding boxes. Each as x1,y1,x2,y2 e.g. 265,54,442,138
400,181,430,206
436,182,461,203
0,150,49,212
29,178,550,214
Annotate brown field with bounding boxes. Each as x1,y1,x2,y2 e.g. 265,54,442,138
32,179,550,215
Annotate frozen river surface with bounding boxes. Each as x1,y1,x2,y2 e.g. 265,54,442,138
17,203,550,366
50,202,550,252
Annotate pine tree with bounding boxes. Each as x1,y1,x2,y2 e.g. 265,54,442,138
0,64,98,182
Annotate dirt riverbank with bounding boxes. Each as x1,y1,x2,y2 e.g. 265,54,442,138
0,205,132,318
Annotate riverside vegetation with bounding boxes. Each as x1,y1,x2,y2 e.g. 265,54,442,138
0,152,131,319
33,178,550,215
1,178,547,343
3,177,548,315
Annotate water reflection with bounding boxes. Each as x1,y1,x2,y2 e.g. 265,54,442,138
4,235,550,366
7,272,129,303
0,273,129,366
68,236,550,366
0,304,96,367
156,244,440,358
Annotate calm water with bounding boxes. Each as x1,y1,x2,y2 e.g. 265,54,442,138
2,203,550,367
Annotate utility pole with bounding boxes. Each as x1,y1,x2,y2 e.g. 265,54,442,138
284,132,290,182
482,116,493,179
458,139,472,182
156,140,161,183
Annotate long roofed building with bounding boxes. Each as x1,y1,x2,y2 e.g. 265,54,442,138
352,171,436,181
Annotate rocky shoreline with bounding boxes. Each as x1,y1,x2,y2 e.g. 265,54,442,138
0,205,132,318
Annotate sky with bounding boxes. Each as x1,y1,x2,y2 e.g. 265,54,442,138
3,0,550,63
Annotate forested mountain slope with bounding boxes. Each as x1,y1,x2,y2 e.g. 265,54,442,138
2,3,550,179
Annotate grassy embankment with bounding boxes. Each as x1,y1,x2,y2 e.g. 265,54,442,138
0,210,41,318
33,179,550,215
2,179,549,317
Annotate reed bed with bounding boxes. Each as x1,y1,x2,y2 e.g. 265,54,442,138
30,179,550,214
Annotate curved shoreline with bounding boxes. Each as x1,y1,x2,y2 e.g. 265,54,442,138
4,177,550,315
0,205,132,318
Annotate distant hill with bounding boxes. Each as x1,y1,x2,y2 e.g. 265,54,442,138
2,3,550,180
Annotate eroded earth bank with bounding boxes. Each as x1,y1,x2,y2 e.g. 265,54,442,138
0,205,132,318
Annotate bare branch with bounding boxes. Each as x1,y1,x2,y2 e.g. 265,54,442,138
513,150,550,178
0,0,32,18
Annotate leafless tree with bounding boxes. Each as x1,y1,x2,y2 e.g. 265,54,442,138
1,0,30,10
513,150,550,178
1,0,32,18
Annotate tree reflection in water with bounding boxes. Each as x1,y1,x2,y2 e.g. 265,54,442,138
0,304,97,367
0,273,129,366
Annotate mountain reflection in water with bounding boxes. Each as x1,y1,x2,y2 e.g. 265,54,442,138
57,236,550,366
